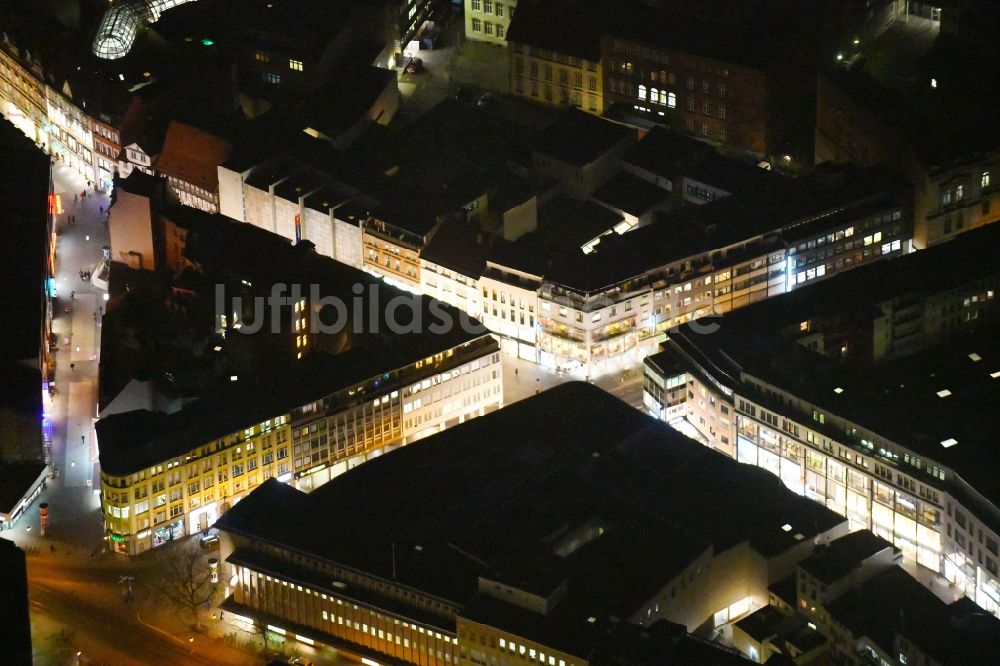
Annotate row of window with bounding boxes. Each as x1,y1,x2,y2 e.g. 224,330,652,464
469,0,506,17
470,19,504,38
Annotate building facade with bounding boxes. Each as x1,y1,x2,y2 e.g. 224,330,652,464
601,35,767,156
99,336,502,555
509,42,603,115
465,0,516,44
644,239,1000,617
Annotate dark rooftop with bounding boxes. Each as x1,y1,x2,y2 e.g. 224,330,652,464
533,109,635,168
505,0,612,62
217,383,843,651
828,567,1000,666
623,127,779,196
664,222,1000,526
592,172,668,217
96,209,488,475
543,162,907,292
798,531,896,585
420,221,497,279
0,118,49,364
0,539,31,664
0,462,47,514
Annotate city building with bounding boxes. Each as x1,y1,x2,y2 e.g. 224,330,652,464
814,14,1000,250
155,120,233,214
464,0,516,45
732,527,1000,665
0,539,32,665
215,382,846,665
531,109,636,200
532,162,910,377
645,223,1000,616
0,117,52,491
506,0,606,115
97,209,501,555
620,126,779,207
825,568,1000,666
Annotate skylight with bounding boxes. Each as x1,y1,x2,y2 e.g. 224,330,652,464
794,533,805,541
781,524,792,532
833,387,844,394
941,438,958,448
991,371,1000,379
936,389,952,398
969,353,982,362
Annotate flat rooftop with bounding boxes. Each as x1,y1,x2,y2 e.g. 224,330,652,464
798,530,896,585
532,109,635,168
96,208,488,476
665,222,1000,521
218,383,843,654
0,118,49,364
828,567,1000,666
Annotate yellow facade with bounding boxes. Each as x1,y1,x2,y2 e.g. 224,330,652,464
508,43,603,116
456,617,583,666
363,230,422,290
102,415,293,555
465,0,517,44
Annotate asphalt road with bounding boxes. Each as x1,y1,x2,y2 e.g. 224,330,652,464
30,581,220,665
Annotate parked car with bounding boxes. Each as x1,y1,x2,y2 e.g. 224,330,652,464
199,531,219,548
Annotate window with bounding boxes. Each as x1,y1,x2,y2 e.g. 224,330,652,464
471,18,481,32
982,170,991,189
255,51,269,62
686,76,695,91
702,122,710,137
702,80,711,94
638,85,647,100
472,0,480,9
703,100,711,115
687,96,695,112
484,22,493,35
667,91,676,107
263,72,281,84
956,184,965,200
495,3,504,18
718,82,727,97
484,0,493,13
718,104,726,119
496,25,504,39
588,75,597,91
288,59,303,71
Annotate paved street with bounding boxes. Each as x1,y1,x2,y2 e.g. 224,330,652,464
501,354,645,411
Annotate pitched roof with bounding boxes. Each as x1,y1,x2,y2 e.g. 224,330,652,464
155,121,233,191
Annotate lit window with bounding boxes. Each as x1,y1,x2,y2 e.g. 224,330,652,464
982,171,991,189
667,91,676,107
637,85,647,100
264,72,281,85
289,59,303,71
472,18,481,32
255,51,269,62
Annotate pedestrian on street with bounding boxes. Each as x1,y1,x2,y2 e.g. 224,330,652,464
70,363,75,371
73,194,78,203
71,291,75,299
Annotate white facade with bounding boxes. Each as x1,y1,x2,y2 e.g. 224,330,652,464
118,142,154,179
478,264,540,361
648,362,1000,619
421,262,482,320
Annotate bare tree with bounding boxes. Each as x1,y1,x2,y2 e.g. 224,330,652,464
150,543,215,628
